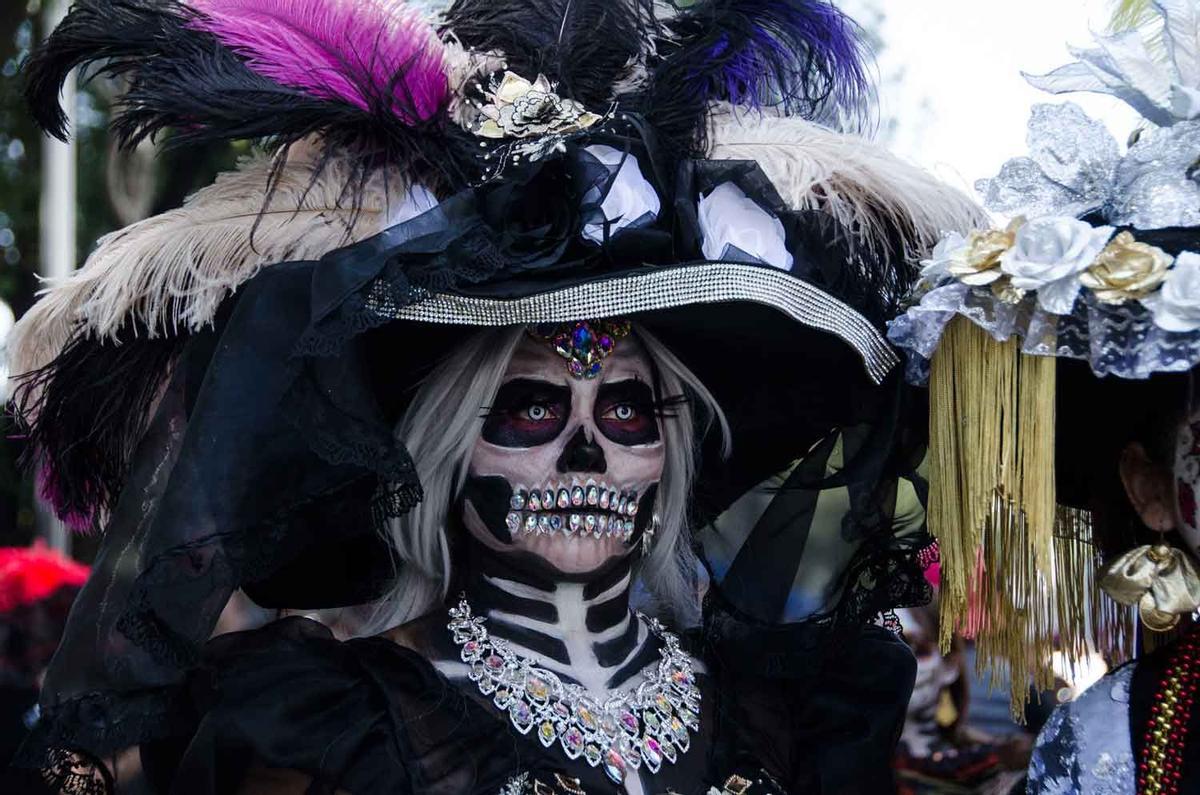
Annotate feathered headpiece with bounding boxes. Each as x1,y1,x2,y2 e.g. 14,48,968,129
13,0,980,532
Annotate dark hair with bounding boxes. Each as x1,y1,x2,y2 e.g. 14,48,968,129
1056,360,1191,559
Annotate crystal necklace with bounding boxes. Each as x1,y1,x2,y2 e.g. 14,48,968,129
447,596,701,786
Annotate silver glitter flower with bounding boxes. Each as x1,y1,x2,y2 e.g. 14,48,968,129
474,72,601,140
976,103,1119,220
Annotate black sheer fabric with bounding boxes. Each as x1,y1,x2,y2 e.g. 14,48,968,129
17,117,931,789
19,264,419,768
129,613,913,795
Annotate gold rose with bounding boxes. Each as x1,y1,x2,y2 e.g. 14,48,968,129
1079,232,1172,305
950,218,1025,303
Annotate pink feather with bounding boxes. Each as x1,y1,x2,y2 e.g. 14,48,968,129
185,0,449,124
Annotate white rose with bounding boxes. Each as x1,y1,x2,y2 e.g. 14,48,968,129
580,145,661,244
1144,252,1200,332
920,232,968,282
698,181,793,271
999,217,1114,314
381,183,439,231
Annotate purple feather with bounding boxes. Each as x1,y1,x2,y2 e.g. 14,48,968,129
680,0,873,124
37,463,97,534
185,0,449,124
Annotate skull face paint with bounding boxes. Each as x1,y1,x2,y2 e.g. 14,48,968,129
1176,419,1200,556
464,333,665,574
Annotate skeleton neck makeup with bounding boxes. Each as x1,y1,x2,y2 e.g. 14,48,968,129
456,330,671,692
459,538,663,692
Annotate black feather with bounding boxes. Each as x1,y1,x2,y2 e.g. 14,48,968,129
442,0,657,110
23,0,186,141
11,329,185,532
23,0,475,195
791,209,917,329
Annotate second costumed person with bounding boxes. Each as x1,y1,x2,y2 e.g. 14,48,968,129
890,0,1200,791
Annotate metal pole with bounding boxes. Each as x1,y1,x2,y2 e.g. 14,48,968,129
36,0,76,554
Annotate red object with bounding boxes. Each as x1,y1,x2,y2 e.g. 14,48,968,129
0,542,90,614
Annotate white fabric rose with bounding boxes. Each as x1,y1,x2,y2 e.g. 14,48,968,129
999,217,1114,314
581,145,661,244
382,183,439,230
1144,252,1200,332
919,232,968,282
698,181,793,271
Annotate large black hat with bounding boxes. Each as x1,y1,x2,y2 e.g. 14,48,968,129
12,0,978,766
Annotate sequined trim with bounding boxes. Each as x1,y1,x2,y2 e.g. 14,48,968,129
378,263,898,384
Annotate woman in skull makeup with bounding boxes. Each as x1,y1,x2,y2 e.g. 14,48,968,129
889,2,1200,791
7,1,984,793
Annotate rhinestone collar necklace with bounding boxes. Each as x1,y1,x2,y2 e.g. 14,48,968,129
447,596,701,786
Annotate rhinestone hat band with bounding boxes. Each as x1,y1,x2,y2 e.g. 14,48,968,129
531,319,632,380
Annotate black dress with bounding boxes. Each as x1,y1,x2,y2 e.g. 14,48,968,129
142,614,916,795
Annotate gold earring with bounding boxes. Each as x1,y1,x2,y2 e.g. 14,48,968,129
1100,539,1200,632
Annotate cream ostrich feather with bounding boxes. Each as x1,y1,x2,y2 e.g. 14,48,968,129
8,153,408,387
707,109,987,261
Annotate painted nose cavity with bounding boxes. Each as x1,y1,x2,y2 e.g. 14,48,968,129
556,427,607,474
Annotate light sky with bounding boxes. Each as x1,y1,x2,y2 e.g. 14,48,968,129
862,0,1141,198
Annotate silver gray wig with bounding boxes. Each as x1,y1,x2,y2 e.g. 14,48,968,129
357,323,730,635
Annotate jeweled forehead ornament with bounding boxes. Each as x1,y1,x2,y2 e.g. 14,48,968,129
532,319,632,380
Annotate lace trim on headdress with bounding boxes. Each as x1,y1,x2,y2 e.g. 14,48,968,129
889,280,1200,384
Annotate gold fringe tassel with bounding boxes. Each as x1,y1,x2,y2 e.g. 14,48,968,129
930,319,1138,717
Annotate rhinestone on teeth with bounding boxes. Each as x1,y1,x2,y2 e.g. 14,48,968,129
505,483,644,542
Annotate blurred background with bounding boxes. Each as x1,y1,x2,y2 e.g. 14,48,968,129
0,1,1141,792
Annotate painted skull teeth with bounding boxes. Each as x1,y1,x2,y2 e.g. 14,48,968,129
503,509,637,541
506,482,645,542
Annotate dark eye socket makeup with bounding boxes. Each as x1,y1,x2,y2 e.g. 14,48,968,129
481,378,664,448
482,379,571,447
596,380,660,445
